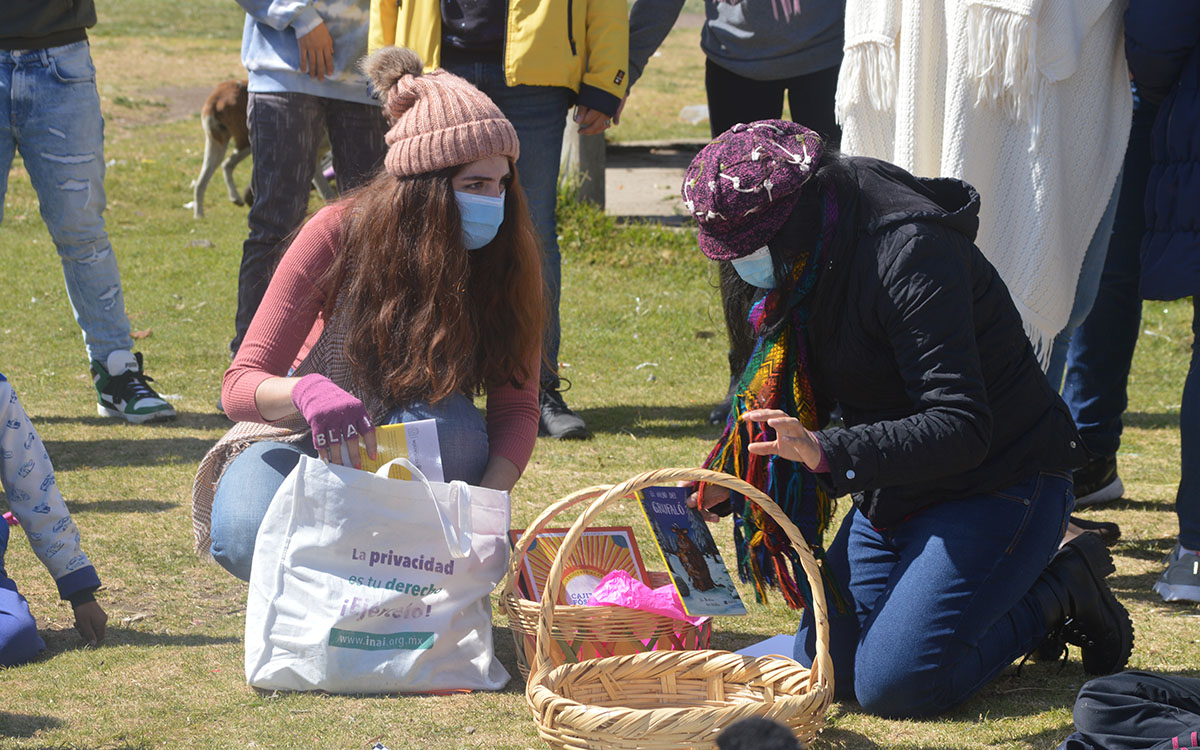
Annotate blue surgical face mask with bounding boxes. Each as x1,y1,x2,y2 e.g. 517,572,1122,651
455,190,506,250
730,245,777,289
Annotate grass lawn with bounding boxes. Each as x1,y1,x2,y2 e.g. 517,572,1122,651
1,2,1198,748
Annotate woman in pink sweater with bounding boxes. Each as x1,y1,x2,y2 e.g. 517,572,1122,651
195,47,543,580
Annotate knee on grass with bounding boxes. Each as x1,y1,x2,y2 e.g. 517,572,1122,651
0,611,45,668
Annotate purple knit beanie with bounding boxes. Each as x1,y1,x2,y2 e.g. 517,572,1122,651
683,121,825,261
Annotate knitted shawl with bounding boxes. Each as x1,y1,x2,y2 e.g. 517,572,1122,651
835,0,1130,363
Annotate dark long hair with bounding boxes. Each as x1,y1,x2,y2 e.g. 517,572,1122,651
758,147,858,340
320,163,544,405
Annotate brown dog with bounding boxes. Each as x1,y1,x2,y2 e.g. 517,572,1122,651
191,80,335,219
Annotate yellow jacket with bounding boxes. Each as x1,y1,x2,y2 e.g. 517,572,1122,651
370,0,628,116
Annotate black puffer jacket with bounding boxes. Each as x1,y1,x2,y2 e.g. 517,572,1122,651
807,158,1086,529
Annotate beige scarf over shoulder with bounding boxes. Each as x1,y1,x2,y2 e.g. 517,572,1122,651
836,0,1131,364
190,309,391,557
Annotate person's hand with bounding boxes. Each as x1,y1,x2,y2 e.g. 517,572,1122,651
685,482,728,523
291,374,377,468
613,96,627,125
743,409,823,470
73,600,107,647
297,21,334,81
574,105,612,135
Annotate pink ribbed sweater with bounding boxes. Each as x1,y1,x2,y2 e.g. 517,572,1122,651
221,205,539,473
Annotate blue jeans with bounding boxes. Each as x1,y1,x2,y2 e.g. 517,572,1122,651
0,42,132,363
210,394,490,581
443,62,573,388
231,91,386,355
794,471,1073,718
0,521,45,667
1044,172,1123,391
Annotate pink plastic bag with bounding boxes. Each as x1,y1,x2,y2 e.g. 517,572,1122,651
586,570,707,626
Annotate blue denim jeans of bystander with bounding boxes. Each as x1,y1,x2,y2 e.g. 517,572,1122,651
0,42,132,363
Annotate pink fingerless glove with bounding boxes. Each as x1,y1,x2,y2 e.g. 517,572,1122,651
291,374,374,454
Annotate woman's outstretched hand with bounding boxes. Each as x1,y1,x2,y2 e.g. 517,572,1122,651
684,482,726,523
291,374,377,468
743,409,823,470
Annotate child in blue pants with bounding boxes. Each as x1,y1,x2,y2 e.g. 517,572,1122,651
0,373,106,666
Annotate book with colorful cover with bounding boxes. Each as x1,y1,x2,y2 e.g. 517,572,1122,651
637,485,747,617
357,420,444,482
509,526,648,605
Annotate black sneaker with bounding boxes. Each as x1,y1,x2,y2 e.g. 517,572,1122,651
1073,454,1124,507
538,387,590,440
91,350,176,424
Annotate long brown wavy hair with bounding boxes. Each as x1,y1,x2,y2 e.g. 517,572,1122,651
321,164,544,405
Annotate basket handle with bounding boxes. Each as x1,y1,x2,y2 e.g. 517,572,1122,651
526,467,834,700
498,484,613,612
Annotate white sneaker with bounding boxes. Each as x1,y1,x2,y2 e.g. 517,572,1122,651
90,350,176,424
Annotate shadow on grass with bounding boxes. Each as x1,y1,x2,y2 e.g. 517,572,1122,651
44,436,214,469
1079,497,1176,514
575,403,721,440
0,712,64,737
65,497,178,513
39,626,239,653
34,411,232,431
1125,412,1181,430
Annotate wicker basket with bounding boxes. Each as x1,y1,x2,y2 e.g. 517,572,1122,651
524,468,833,749
500,485,712,680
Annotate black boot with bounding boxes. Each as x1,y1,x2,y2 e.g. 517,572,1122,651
1029,532,1134,675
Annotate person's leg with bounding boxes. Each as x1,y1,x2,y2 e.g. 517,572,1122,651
1071,671,1200,750
0,522,45,667
231,92,324,356
794,506,893,701
784,64,842,145
1062,92,1159,504
380,393,489,486
11,44,132,364
1154,303,1200,602
1045,172,1123,391
323,98,387,194
0,51,17,224
209,440,313,581
705,60,788,422
11,44,174,422
798,473,1071,717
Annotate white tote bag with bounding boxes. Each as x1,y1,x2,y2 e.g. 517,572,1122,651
244,455,511,693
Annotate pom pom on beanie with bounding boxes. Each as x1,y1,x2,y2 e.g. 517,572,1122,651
361,46,520,178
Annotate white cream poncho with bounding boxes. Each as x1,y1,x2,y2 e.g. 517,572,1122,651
835,0,1131,362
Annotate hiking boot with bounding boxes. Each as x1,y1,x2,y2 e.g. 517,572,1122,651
1153,544,1200,603
91,350,176,424
1073,455,1124,507
538,386,589,440
1029,532,1133,675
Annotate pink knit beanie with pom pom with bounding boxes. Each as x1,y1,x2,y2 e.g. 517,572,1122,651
362,46,520,178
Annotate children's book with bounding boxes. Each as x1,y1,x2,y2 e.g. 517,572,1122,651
357,420,444,482
508,526,649,605
636,485,747,617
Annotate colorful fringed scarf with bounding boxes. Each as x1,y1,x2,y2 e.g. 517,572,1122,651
700,187,847,613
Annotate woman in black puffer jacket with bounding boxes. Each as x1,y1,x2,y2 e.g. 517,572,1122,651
1125,1,1200,603
685,120,1132,718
